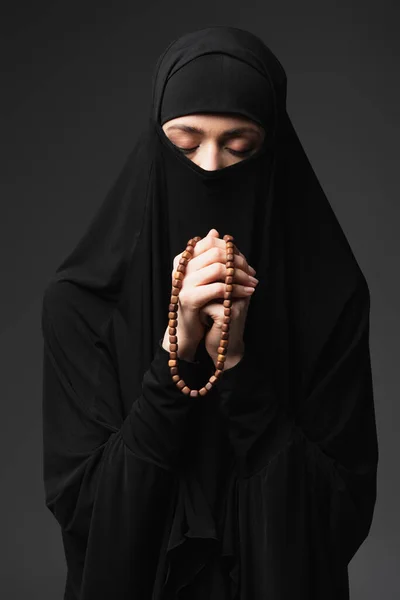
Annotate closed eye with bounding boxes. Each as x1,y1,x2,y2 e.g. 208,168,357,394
177,145,254,157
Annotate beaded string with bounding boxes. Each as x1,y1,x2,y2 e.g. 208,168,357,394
168,234,236,397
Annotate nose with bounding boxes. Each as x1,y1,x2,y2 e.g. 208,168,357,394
197,143,223,171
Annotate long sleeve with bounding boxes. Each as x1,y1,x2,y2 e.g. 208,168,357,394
214,282,379,598
41,281,207,600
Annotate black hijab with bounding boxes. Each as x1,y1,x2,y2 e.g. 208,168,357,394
44,26,378,598
50,24,368,419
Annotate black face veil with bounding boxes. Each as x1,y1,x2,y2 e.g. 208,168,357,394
50,25,368,410
43,26,378,598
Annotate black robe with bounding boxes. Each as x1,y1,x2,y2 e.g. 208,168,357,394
41,26,378,600
41,275,377,599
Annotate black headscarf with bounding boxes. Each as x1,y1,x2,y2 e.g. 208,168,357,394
43,25,378,598
51,23,368,418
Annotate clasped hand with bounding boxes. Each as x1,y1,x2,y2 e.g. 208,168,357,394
198,230,258,369
168,228,259,367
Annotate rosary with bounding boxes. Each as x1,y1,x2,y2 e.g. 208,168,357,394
168,234,236,397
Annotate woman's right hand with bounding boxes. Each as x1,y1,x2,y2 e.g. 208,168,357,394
162,228,258,360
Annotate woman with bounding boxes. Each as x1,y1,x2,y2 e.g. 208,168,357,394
41,26,378,599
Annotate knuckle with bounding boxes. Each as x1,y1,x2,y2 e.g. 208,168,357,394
218,246,226,261
216,262,224,278
211,246,220,261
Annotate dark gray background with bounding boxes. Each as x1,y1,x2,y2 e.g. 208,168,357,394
1,1,398,598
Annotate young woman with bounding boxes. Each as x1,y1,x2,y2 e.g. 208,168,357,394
41,26,378,599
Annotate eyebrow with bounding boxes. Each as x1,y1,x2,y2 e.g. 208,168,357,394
165,124,262,138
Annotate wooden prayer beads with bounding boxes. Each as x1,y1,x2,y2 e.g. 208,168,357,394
168,234,236,397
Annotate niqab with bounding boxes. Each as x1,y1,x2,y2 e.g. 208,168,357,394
41,26,378,600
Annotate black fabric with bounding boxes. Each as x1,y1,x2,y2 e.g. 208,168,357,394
41,25,379,599
160,52,275,129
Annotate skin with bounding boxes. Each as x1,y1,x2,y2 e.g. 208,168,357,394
161,113,263,369
161,112,265,171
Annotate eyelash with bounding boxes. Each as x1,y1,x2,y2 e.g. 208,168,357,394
178,146,253,157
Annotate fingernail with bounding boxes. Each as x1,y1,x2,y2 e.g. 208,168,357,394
248,276,259,285
244,287,255,293
249,265,256,275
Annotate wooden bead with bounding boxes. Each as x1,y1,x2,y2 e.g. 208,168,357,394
224,307,231,316
169,352,177,359
223,300,231,308
169,303,177,312
172,375,180,382
205,382,213,390
179,257,188,266
170,295,178,304
177,264,185,273
209,375,218,384
176,379,186,389
223,316,231,324
186,244,194,252
226,268,234,276
223,235,234,242
173,279,182,288
222,324,229,332
172,287,180,295
193,236,201,242
169,327,176,335
218,346,227,355
182,386,191,395
190,390,199,397
169,319,177,328
182,250,192,259
170,366,178,375
226,261,234,268
220,339,228,348
224,291,232,300
173,271,184,280
199,387,208,396
168,359,177,367
215,369,223,377
221,332,229,340
217,361,225,370
227,253,234,261
226,276,233,284
218,354,226,362
168,311,177,319
169,335,177,343
169,343,177,351
225,284,233,292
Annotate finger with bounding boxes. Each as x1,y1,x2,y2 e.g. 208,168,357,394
173,229,219,271
192,229,240,259
186,246,248,276
185,261,258,289
181,280,256,310
232,248,256,275
173,229,249,272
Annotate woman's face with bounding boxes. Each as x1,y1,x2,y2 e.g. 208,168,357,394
162,113,265,171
